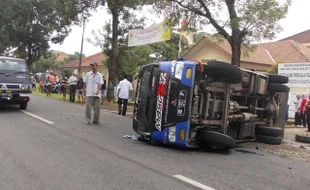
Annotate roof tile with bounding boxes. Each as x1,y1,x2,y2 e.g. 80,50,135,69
279,29,310,44
261,40,310,63
60,52,106,68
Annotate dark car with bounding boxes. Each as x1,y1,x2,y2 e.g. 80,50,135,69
0,56,32,109
132,59,289,149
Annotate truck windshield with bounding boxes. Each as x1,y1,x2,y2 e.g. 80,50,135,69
0,58,27,72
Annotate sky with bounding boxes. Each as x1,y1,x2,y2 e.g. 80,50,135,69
49,0,310,56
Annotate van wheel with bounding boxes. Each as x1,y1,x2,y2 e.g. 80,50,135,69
268,74,288,84
255,125,282,137
256,135,283,145
196,130,236,149
204,61,242,84
20,102,27,110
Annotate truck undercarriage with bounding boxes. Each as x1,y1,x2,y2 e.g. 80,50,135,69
190,61,289,149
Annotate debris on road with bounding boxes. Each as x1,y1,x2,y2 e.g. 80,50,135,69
239,128,310,162
122,135,138,140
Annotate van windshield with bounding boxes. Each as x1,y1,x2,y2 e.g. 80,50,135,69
0,58,27,72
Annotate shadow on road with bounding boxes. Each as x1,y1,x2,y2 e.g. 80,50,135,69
134,138,233,155
0,105,21,113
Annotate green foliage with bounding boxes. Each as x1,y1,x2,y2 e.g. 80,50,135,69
32,51,84,72
88,8,190,80
194,32,207,43
88,8,151,79
150,32,189,61
0,0,101,70
32,51,58,73
64,52,85,62
152,0,291,66
63,70,72,78
268,62,279,74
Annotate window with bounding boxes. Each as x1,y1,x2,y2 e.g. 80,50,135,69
0,58,27,72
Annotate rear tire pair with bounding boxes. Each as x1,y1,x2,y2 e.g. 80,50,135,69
267,74,289,92
255,125,283,145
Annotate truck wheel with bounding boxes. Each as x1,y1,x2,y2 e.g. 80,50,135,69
204,61,242,84
255,125,282,137
295,134,310,144
267,83,289,93
268,74,289,84
196,130,236,149
256,135,283,145
20,102,28,110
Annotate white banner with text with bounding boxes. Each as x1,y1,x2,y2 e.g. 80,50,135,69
278,62,310,88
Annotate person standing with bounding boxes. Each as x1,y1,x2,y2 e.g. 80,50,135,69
69,72,78,102
60,73,68,101
77,73,84,103
83,62,103,125
117,74,133,116
300,94,308,128
101,75,107,104
294,94,302,127
285,93,291,123
46,71,53,97
306,94,310,132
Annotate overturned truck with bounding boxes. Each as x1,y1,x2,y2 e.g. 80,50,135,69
133,60,289,149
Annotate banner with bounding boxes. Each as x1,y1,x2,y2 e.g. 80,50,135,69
278,62,310,88
128,19,171,47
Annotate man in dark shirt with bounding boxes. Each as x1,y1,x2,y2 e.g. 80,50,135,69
77,74,84,103
101,76,107,104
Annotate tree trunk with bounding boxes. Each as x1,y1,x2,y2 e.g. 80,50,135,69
230,35,241,67
27,44,33,72
107,7,119,102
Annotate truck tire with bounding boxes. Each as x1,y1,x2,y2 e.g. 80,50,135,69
255,125,282,137
204,61,242,84
196,130,236,149
268,74,289,84
267,83,289,93
295,134,310,144
256,135,283,145
20,102,27,110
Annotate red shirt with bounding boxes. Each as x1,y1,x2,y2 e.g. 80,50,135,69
300,98,308,112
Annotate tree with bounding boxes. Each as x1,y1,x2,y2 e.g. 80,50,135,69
0,0,102,71
32,51,58,73
153,0,290,67
88,8,151,81
150,32,189,61
87,0,152,101
64,52,86,62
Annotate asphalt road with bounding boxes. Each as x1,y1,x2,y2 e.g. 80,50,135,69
0,94,310,190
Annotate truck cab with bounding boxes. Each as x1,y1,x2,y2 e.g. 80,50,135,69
0,56,32,109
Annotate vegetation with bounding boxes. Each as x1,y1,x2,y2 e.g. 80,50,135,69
0,0,101,70
152,0,291,67
0,0,291,101
32,51,84,73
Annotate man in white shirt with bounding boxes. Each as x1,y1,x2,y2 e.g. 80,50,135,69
83,62,104,124
68,72,78,102
117,74,133,116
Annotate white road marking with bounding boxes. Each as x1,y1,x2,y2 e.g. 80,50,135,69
21,110,55,125
174,175,217,190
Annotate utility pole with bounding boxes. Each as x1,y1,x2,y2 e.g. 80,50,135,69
78,14,86,74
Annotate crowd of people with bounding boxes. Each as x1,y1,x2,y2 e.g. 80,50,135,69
33,61,133,125
293,94,310,132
